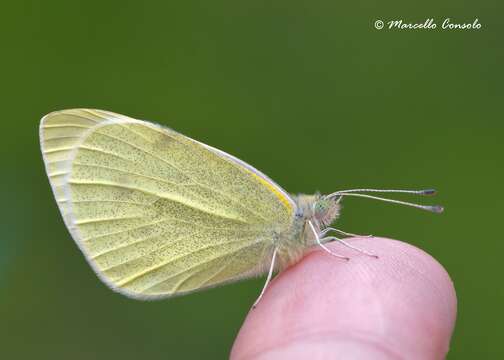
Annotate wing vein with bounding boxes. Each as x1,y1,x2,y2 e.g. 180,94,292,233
44,135,82,142
92,129,268,222
52,112,101,124
72,163,264,223
195,262,229,290
82,215,258,243
137,240,263,293
115,238,257,287
73,162,184,188
90,230,174,260
72,199,151,206
78,145,140,165
75,215,144,225
44,147,75,154
43,124,91,129
81,218,171,242
68,180,248,223
93,130,184,174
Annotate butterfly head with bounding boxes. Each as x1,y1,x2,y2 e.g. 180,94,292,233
313,195,341,228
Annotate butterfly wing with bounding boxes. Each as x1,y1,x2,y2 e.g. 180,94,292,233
40,109,295,299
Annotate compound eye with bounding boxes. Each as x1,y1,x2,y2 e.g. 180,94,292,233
314,201,327,214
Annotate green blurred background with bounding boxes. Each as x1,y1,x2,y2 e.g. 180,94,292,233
0,1,502,358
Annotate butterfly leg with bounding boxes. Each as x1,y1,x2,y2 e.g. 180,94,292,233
308,220,349,261
319,227,373,238
252,247,278,308
322,236,379,258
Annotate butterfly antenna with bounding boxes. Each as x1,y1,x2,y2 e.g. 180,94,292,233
326,189,443,214
330,188,437,196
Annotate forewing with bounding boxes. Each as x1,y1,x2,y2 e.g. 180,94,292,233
40,109,295,299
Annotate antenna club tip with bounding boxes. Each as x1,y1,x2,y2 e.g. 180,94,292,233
421,189,437,196
429,205,444,213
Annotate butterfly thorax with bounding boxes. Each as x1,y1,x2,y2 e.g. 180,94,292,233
275,193,341,270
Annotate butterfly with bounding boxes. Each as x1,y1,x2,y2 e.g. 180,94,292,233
40,109,442,306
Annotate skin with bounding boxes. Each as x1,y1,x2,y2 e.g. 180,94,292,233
231,237,457,360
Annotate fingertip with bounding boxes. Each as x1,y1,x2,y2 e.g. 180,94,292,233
231,237,457,360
